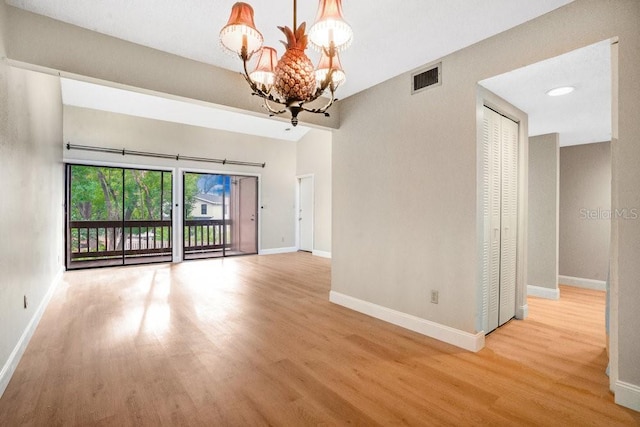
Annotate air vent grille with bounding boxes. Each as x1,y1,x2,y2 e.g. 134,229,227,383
411,63,441,94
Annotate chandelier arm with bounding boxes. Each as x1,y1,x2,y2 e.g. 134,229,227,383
316,63,338,96
300,86,337,114
262,98,287,115
241,53,265,95
298,67,339,114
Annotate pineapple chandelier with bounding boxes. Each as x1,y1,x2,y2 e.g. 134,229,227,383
219,0,353,126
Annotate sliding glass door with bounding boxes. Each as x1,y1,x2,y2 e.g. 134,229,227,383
66,166,257,267
65,164,172,269
183,172,258,260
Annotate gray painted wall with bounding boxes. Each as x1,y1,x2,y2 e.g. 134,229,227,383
559,142,611,281
63,106,298,252
0,1,64,396
528,134,559,291
333,0,640,389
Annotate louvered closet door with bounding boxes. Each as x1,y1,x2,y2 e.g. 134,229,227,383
480,106,518,333
499,115,518,326
481,107,503,333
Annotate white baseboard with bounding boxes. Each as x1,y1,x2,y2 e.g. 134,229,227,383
558,275,606,291
527,285,560,300
312,250,331,259
259,247,297,255
516,303,528,320
615,380,640,412
0,267,63,398
329,291,485,352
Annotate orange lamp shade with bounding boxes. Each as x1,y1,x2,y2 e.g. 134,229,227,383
219,2,263,56
315,50,346,87
249,47,278,88
308,0,353,52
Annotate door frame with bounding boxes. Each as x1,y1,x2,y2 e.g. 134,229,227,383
475,86,529,335
296,174,314,252
178,167,262,261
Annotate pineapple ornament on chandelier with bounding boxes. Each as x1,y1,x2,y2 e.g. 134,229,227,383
219,0,353,126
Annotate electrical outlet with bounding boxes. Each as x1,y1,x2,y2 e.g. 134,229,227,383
430,290,439,304
24,295,28,309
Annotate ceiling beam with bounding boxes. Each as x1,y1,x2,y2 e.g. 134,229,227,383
4,5,340,130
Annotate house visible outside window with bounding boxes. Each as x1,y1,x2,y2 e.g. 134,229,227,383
201,204,207,215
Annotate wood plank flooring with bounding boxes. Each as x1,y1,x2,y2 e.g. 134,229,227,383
0,253,638,425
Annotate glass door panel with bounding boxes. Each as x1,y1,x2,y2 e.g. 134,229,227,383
183,173,229,259
183,172,257,260
66,164,172,269
123,169,173,265
67,165,124,268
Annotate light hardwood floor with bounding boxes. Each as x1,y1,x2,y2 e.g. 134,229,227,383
0,253,638,425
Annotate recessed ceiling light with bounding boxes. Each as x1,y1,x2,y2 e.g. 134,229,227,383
546,86,575,96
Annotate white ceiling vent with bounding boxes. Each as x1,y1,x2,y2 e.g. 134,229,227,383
411,63,441,94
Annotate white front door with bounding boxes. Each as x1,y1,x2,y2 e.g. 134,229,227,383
299,176,313,252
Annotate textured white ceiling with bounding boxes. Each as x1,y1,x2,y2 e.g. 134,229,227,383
7,0,573,99
480,40,611,147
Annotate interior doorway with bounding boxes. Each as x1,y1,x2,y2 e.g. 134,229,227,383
183,172,258,259
477,38,615,382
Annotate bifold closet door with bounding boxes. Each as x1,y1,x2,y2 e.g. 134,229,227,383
499,113,518,326
481,106,518,333
482,107,502,333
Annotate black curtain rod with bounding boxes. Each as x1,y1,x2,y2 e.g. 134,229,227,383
65,143,266,168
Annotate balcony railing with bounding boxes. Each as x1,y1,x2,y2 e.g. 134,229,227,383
68,218,233,264
68,220,172,260
183,219,231,254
